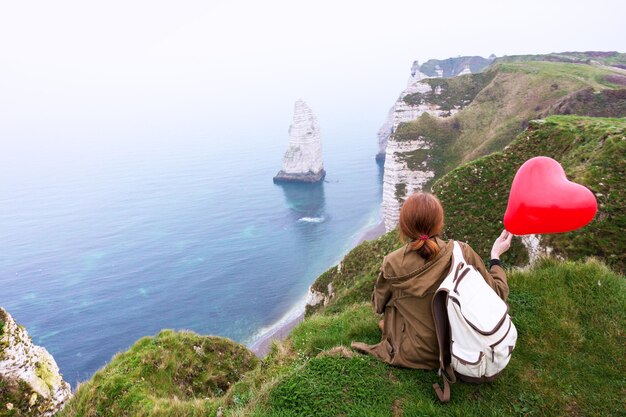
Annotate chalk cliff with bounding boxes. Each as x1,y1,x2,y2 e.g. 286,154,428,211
274,100,325,183
0,308,71,416
379,62,466,231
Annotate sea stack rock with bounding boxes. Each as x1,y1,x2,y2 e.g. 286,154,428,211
273,100,325,183
0,307,71,416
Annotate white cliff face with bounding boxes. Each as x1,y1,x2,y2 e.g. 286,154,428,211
382,138,435,231
379,65,456,231
377,68,433,158
0,308,71,416
274,100,325,183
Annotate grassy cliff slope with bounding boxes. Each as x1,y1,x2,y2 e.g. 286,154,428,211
495,51,626,68
59,331,258,417
223,252,624,416
435,116,625,272
395,60,626,192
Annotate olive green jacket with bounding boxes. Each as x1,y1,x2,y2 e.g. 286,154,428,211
352,238,508,370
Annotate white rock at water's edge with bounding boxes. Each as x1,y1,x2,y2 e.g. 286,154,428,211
306,283,335,309
274,100,325,183
0,307,71,416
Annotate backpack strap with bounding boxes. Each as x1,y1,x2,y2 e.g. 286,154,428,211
431,241,461,403
451,240,466,271
432,289,456,402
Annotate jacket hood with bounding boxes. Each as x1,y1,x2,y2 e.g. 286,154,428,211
382,238,454,297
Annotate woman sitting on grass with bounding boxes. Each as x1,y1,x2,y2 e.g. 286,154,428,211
352,192,512,369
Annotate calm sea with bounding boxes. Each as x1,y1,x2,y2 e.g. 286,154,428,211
0,130,383,386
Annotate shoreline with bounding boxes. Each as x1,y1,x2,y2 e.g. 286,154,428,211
248,219,387,357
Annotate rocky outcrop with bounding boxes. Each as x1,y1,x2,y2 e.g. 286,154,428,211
379,62,461,231
0,308,71,416
521,235,555,264
306,282,335,309
274,100,325,183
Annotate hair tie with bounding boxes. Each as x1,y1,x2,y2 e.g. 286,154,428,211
419,235,429,241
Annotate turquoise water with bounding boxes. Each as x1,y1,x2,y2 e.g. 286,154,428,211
0,132,383,386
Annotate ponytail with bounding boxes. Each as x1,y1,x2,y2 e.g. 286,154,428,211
399,193,445,261
409,236,440,261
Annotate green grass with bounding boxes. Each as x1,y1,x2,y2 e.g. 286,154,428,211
497,61,620,90
496,51,626,69
291,303,380,357
59,330,258,417
226,256,624,416
434,116,626,273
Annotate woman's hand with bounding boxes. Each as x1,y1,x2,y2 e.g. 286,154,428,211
491,230,513,260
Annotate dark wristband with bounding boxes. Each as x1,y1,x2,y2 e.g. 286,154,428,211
489,259,501,268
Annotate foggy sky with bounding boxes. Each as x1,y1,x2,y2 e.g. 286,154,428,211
1,0,624,165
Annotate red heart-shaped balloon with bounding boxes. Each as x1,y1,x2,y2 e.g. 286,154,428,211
503,156,597,235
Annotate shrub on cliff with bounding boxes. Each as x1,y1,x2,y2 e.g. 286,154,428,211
59,330,258,417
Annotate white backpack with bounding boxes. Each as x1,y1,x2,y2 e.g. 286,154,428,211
431,241,517,402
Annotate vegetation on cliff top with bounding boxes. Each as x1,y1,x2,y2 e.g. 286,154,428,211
495,51,626,68
435,116,626,273
59,331,258,417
